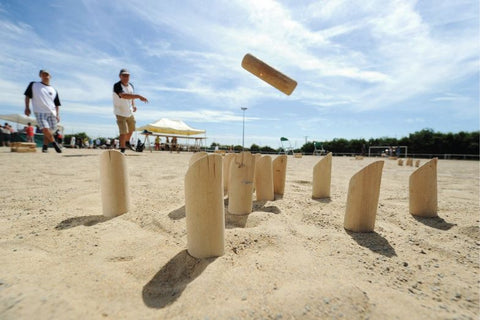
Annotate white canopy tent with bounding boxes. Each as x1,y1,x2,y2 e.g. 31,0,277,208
137,118,205,136
136,118,206,151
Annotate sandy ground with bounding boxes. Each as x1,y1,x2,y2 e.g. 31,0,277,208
0,148,478,320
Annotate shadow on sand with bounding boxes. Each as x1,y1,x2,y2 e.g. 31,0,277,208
55,215,111,230
142,250,215,309
168,199,281,228
252,200,281,215
347,230,397,258
62,154,98,158
168,205,185,220
412,215,456,231
312,197,332,204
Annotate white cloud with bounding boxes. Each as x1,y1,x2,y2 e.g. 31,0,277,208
0,0,477,143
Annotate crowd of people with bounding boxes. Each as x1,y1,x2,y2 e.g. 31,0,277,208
153,136,178,151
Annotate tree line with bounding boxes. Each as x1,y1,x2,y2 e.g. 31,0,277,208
305,129,479,156
211,129,479,157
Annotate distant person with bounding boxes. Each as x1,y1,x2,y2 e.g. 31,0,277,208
24,70,62,153
2,123,11,146
76,136,83,149
1,123,10,147
70,136,76,148
154,136,160,151
56,130,63,145
112,69,148,153
171,136,178,152
8,124,16,143
26,122,34,143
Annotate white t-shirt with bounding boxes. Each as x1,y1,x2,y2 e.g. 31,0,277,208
24,82,61,115
112,81,134,117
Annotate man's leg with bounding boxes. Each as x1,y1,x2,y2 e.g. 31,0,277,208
42,128,62,153
124,116,136,151
119,133,126,149
42,128,54,145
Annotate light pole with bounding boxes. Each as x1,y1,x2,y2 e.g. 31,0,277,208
241,107,247,150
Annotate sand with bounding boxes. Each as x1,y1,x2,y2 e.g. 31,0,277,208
0,148,478,319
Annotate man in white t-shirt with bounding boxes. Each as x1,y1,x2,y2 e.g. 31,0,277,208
112,69,148,153
24,70,62,153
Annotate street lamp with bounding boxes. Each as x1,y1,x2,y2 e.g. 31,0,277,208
241,107,247,150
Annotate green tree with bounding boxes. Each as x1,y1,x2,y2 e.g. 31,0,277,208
250,144,260,152
233,145,244,152
260,146,275,153
210,142,220,149
301,142,314,154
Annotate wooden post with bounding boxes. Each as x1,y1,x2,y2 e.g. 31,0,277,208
228,152,256,215
312,152,332,199
406,158,413,166
409,158,438,217
252,153,262,192
100,150,129,218
344,161,384,232
241,53,297,96
223,153,236,196
189,151,207,166
273,155,287,196
415,160,420,167
255,155,274,201
397,159,404,166
185,154,224,258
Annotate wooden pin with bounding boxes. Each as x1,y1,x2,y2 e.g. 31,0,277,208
241,53,297,95
185,154,224,258
255,155,274,201
398,159,404,166
189,151,208,166
312,152,332,199
228,152,256,215
344,161,384,232
223,153,236,196
409,158,438,217
273,155,287,196
100,150,130,218
252,153,262,192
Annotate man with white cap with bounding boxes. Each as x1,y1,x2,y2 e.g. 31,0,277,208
112,69,148,153
24,69,62,153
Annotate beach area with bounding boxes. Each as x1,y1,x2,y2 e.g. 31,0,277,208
0,148,478,319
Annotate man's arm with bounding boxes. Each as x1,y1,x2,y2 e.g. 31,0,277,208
118,92,148,103
24,96,31,116
24,82,34,116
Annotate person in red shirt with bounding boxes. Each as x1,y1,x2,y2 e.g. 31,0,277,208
26,122,34,143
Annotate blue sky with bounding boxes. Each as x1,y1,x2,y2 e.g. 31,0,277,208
0,0,478,148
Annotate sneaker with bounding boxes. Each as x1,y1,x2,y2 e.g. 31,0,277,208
42,145,48,153
53,141,62,153
126,141,135,151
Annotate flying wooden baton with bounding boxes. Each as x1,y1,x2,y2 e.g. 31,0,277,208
241,53,297,96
